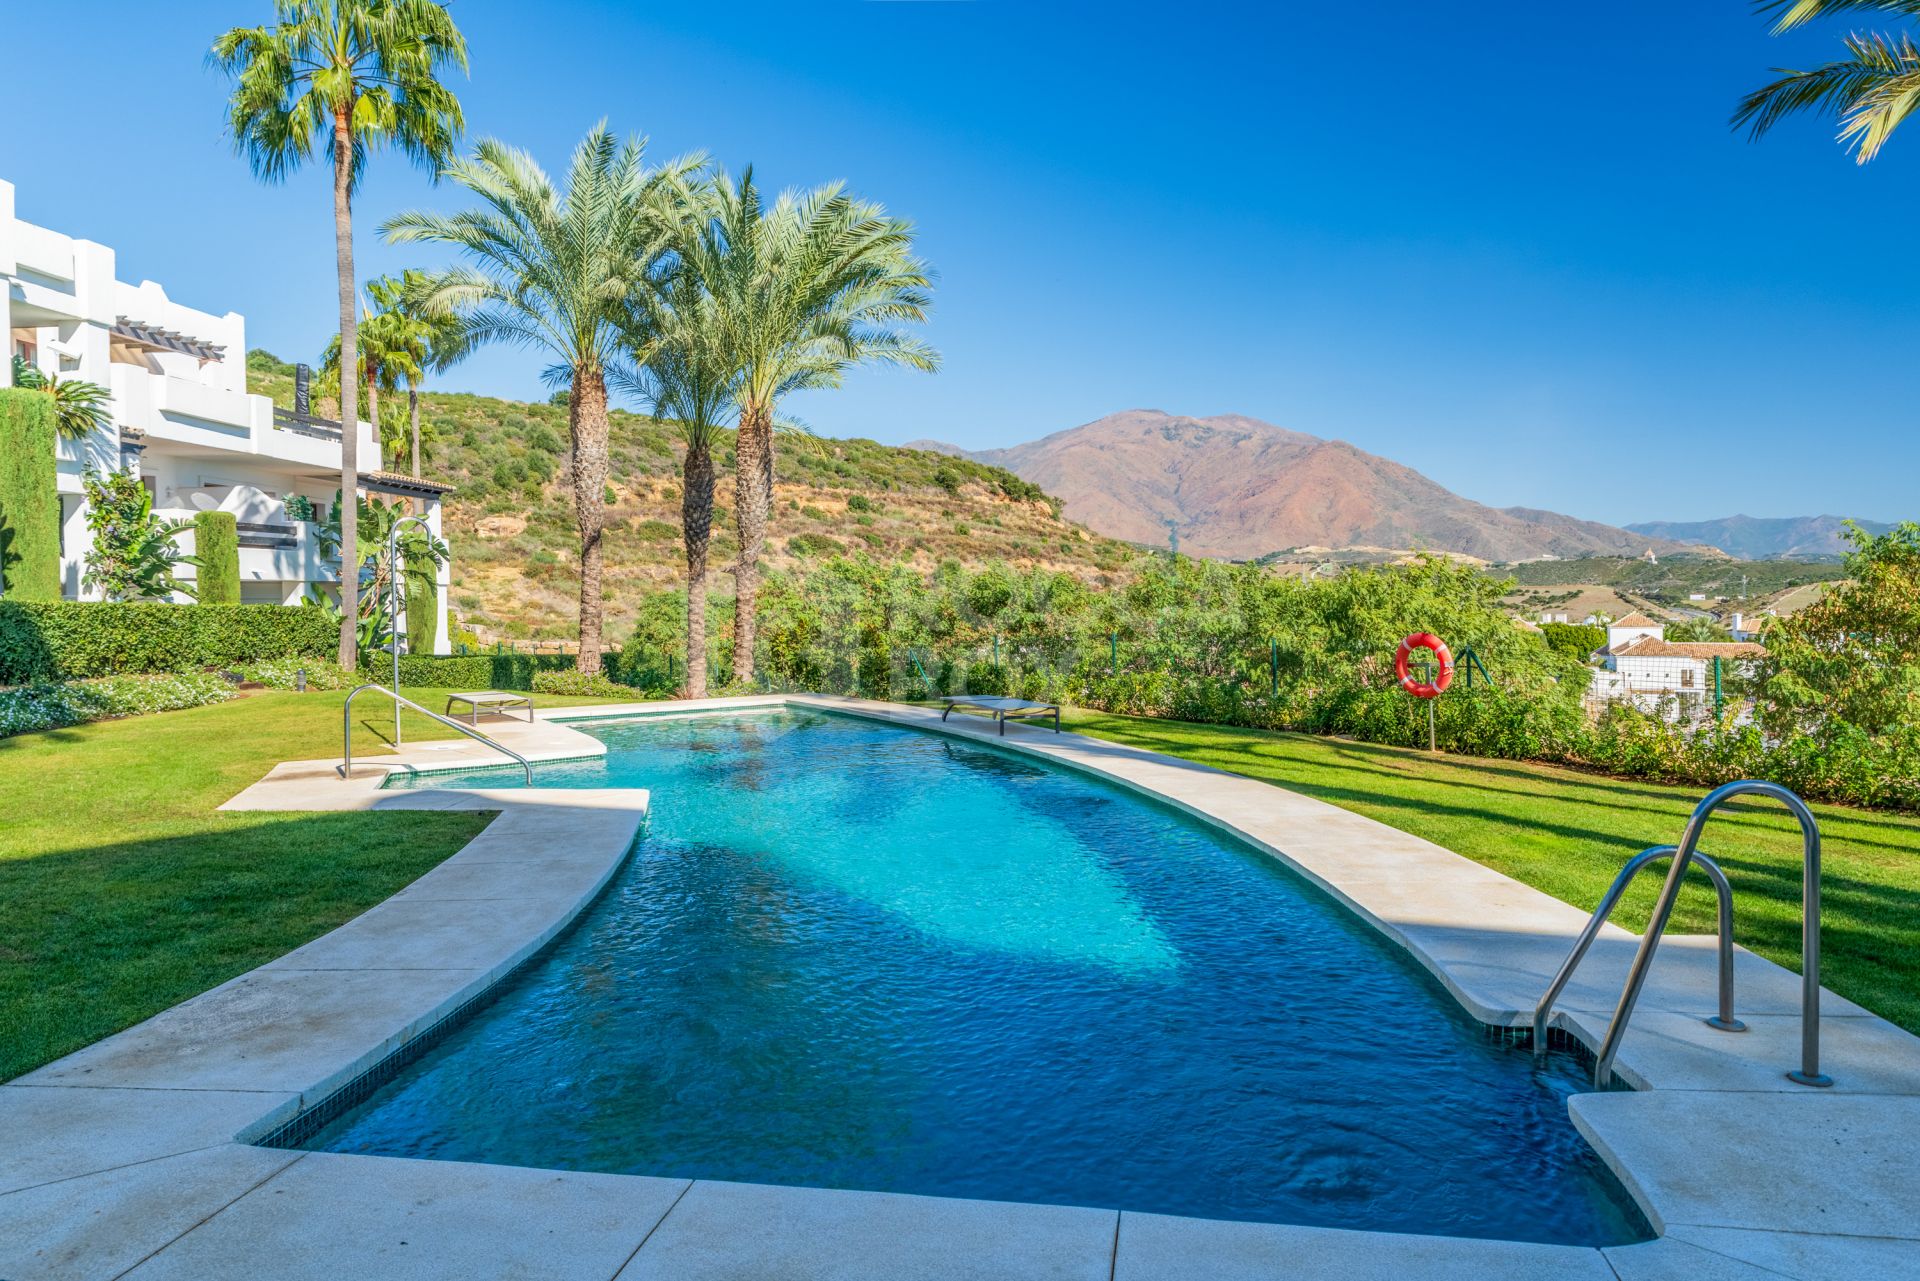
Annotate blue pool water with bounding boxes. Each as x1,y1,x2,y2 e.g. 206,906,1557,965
318,709,1647,1244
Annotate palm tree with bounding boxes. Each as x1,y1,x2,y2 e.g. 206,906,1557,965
670,169,937,683
370,269,467,477
1735,0,1920,162
213,0,467,667
9,356,113,440
384,126,699,673
621,268,736,697
320,299,424,471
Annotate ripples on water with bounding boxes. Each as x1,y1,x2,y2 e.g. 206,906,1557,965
323,710,1648,1244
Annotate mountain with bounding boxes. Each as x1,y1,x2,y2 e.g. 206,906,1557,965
954,410,1699,562
1623,514,1893,560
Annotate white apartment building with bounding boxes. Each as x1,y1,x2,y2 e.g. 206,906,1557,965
1,178,450,651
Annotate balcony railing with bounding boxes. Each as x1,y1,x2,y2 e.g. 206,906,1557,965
235,521,300,549
272,407,343,440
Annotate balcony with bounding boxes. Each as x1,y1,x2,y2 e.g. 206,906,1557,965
236,521,301,550
272,407,343,441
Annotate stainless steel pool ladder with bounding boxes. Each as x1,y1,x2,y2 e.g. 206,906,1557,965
1532,779,1829,1090
342,682,534,785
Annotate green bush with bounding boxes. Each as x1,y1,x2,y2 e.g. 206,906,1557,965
191,512,241,604
1540,622,1606,659
0,600,336,682
787,533,842,557
531,668,639,698
405,562,438,656
0,671,235,738
0,388,61,601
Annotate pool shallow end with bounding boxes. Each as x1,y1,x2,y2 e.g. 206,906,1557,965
3,694,1916,1281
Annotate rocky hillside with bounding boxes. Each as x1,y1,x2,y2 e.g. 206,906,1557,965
248,353,1139,641
1623,514,1894,560
924,410,1706,563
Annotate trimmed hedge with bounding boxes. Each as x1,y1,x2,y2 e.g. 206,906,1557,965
0,388,61,601
386,649,668,693
193,511,240,604
0,600,336,682
388,652,576,691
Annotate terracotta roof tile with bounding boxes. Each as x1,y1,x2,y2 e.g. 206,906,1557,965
1613,637,1766,660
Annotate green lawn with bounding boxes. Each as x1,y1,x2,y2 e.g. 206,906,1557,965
0,685,617,1081
1062,710,1920,1036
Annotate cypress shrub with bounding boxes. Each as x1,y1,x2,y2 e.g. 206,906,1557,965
0,600,336,682
405,559,438,656
193,511,241,604
0,388,61,601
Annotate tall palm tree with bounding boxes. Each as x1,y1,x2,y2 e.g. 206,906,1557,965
621,267,736,697
1735,0,1920,162
384,126,699,673
371,269,467,477
671,169,937,683
213,0,467,667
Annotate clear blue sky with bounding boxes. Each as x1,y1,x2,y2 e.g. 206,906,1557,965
2,2,1912,526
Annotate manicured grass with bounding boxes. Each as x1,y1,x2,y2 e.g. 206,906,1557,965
1064,710,1920,1036
0,685,619,1081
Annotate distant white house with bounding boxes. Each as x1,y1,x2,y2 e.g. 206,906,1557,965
1603,611,1663,653
1587,612,1765,716
1,177,451,650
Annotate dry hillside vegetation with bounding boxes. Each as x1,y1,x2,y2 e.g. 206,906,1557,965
249,352,1139,640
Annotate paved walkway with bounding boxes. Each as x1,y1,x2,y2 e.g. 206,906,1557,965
3,695,1915,1279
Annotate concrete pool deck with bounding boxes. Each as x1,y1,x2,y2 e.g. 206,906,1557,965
3,694,1916,1279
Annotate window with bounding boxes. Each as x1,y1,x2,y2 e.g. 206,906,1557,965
1681,668,1695,688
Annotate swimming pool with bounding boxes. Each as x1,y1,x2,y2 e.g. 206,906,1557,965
312,708,1646,1245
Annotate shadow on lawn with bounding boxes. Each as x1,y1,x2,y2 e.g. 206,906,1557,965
1071,715,1920,858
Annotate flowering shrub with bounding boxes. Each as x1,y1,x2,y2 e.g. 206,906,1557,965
240,657,357,690
0,672,234,738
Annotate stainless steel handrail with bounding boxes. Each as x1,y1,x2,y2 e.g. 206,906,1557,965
342,682,533,785
1533,845,1744,1061
1590,780,1827,1089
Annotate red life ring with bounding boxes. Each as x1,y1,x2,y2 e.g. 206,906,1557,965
1395,633,1453,698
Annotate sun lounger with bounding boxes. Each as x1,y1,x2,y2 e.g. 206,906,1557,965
444,690,534,725
939,695,1061,736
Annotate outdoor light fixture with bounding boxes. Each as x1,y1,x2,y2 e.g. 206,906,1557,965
295,667,308,693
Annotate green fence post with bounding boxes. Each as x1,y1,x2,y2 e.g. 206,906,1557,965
993,633,1000,668
1110,632,1117,673
1269,638,1278,697
1713,656,1722,719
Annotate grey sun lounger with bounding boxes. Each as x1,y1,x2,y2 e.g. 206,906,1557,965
444,690,535,725
939,695,1061,736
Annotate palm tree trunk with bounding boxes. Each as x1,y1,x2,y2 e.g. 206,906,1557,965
571,368,610,675
367,376,381,471
731,401,773,683
409,387,421,478
682,436,714,698
332,108,360,670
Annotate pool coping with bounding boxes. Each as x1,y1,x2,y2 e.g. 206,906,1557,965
3,694,1915,1280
